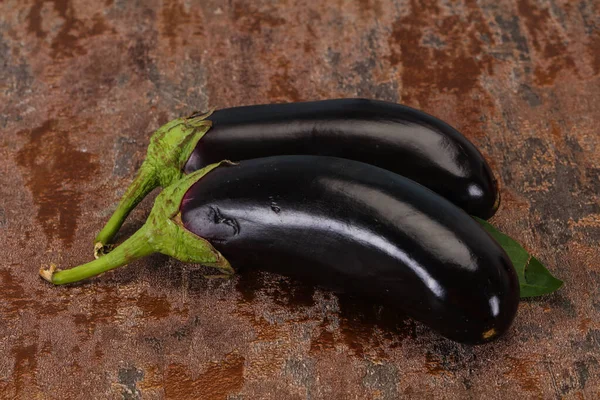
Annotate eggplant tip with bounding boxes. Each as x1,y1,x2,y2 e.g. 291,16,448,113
39,264,57,283
482,328,497,340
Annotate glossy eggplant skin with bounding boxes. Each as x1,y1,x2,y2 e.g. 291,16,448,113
180,156,518,343
184,99,499,219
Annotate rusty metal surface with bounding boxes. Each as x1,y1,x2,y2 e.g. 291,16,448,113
0,0,599,398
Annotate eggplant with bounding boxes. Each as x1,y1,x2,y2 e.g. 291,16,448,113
94,99,499,257
44,156,518,344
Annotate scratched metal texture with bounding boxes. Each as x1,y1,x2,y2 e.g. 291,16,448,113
0,0,599,399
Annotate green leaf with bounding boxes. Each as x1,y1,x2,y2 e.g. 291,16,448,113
474,217,563,298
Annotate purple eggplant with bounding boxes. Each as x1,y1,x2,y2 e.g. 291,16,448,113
45,156,518,344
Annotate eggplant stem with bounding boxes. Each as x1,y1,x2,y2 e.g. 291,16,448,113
43,162,234,285
45,226,155,285
94,163,158,258
93,112,214,257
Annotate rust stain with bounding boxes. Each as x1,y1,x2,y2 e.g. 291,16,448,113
550,120,565,148
339,310,379,358
136,290,172,319
588,33,600,75
267,57,302,103
357,0,383,17
247,347,288,378
11,341,39,397
516,0,577,86
0,269,30,318
55,14,110,57
0,270,67,318
157,111,171,127
232,2,286,34
161,0,203,50
309,320,336,354
515,0,551,51
495,188,531,213
16,120,98,246
139,364,164,391
88,15,111,37
303,23,317,54
235,271,314,344
27,0,112,59
252,317,285,342
504,357,543,394
386,0,495,140
40,341,52,355
424,352,452,376
26,0,46,38
578,318,593,333
72,285,124,334
94,343,104,360
164,353,245,400
388,0,494,105
532,35,576,86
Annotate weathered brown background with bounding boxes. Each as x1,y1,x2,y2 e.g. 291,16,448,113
0,0,599,398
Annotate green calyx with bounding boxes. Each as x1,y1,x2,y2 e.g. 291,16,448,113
93,110,214,257
41,161,234,285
